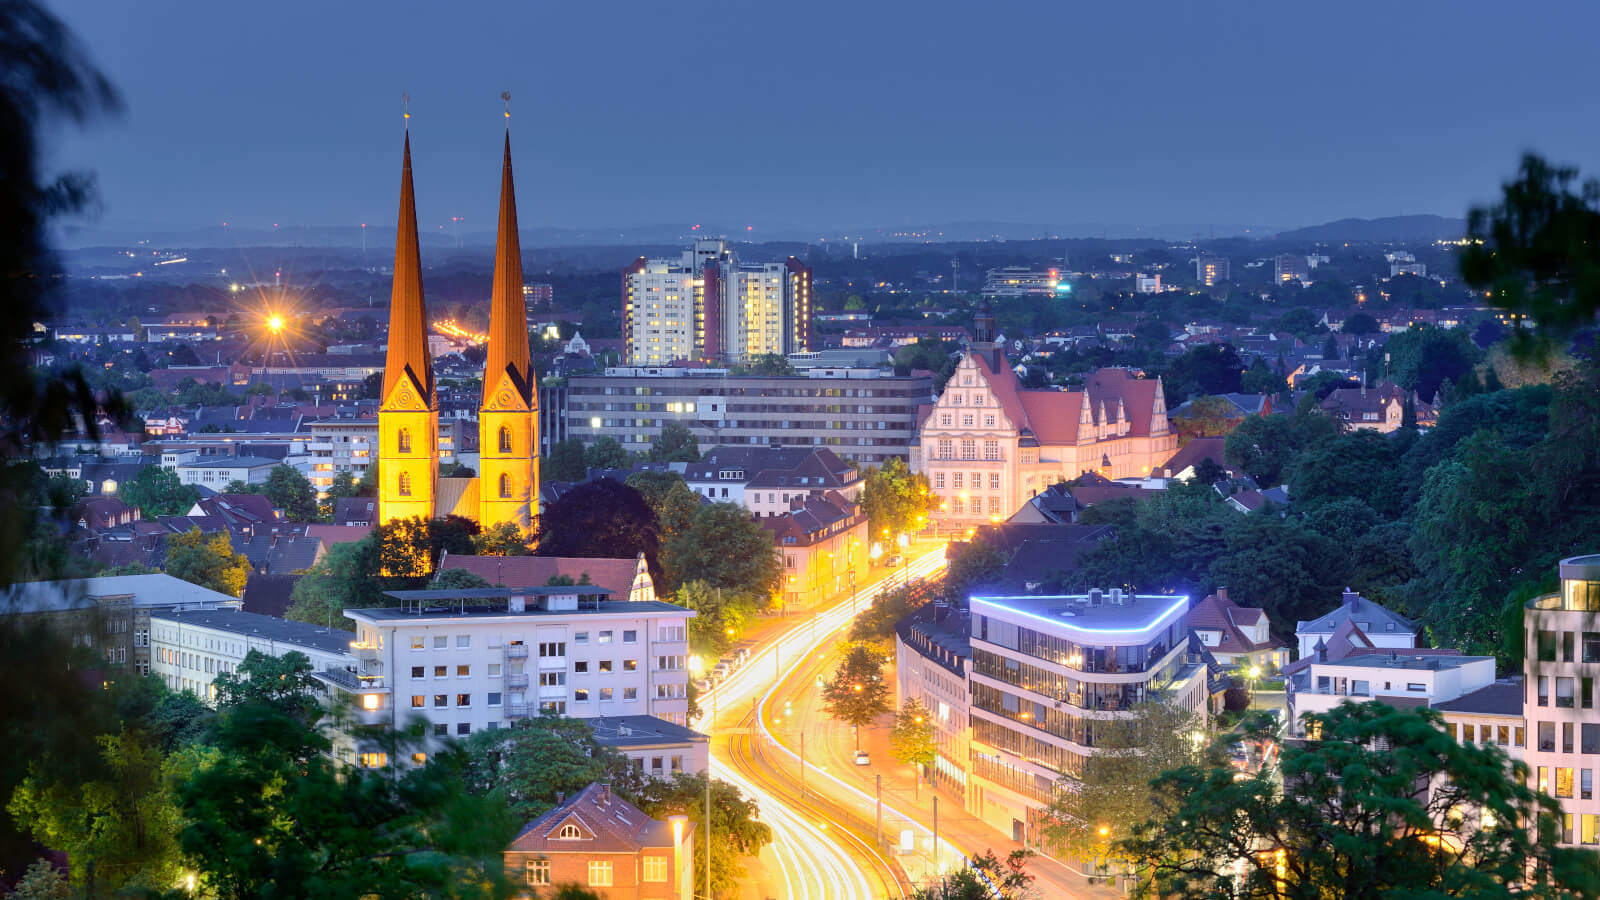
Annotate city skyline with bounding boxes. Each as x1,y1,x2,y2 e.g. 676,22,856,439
50,1,1600,234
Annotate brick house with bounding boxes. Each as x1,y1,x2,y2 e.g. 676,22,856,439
505,782,693,900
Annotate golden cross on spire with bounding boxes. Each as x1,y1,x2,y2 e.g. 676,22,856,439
502,91,511,119
403,91,411,122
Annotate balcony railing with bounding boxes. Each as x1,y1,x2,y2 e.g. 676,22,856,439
505,673,529,689
350,643,380,664
503,644,528,659
504,703,531,718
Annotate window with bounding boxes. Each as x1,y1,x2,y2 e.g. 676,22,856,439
433,723,448,737
574,661,589,674
456,693,471,707
587,861,613,887
487,663,502,677
538,642,565,658
934,472,945,489
457,664,471,677
397,471,412,496
985,415,996,427
599,660,613,673
1538,676,1549,707
433,694,447,708
1406,683,1426,692
1586,769,1595,801
1586,632,1600,663
558,823,583,839
937,439,952,459
984,440,1000,461
433,635,447,649
410,695,425,708
573,689,590,702
1557,768,1575,799
499,426,512,454
599,687,614,702
1565,630,1577,662
952,472,963,490
411,752,427,765
397,428,412,453
456,634,471,649
1538,630,1557,662
526,859,550,885
623,687,638,701
1516,726,1526,747
989,472,1001,490
1540,721,1557,752
435,665,448,678
574,632,589,645
358,752,387,768
1585,723,1600,754
960,439,976,460
624,659,638,672
940,414,951,427
642,856,668,882
411,666,425,679
1498,725,1510,745
498,473,511,498
962,414,974,427
540,672,566,686
410,635,425,650
1567,722,1576,753
623,630,638,644
1462,724,1476,743
598,630,613,644
1558,677,1576,709
1586,814,1600,846
487,692,502,706
988,497,1000,515
456,722,470,735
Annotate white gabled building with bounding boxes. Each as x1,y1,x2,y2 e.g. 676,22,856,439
326,585,695,769
1294,589,1418,659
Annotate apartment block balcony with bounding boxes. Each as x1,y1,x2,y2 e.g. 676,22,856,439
505,673,529,689
350,642,380,664
503,644,529,659
504,703,531,718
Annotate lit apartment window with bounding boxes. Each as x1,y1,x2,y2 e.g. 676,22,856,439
358,752,387,768
643,856,668,882
588,861,613,887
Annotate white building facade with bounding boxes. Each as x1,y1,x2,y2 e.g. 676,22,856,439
332,586,695,767
149,609,355,701
965,590,1208,843
1525,554,1600,847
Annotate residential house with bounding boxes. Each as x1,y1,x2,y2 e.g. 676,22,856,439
1295,589,1418,659
1320,381,1436,433
504,782,693,900
762,491,867,611
1187,589,1288,672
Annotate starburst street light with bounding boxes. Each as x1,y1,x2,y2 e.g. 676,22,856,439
267,314,285,334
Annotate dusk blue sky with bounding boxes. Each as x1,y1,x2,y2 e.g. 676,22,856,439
48,0,1600,236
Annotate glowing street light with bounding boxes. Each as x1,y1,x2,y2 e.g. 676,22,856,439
267,314,285,334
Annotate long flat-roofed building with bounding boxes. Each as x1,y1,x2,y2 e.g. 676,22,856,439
324,585,696,769
149,608,355,701
965,589,1207,843
565,366,930,467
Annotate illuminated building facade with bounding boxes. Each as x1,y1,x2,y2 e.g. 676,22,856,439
965,590,1207,844
1195,254,1230,286
376,129,540,536
910,306,1177,528
1524,554,1600,847
622,240,812,365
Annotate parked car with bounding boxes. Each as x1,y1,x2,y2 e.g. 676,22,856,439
853,750,871,766
885,555,904,568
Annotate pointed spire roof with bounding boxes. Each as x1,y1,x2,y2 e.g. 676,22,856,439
382,132,435,402
483,130,533,405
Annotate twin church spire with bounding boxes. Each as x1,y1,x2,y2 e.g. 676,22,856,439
378,111,540,540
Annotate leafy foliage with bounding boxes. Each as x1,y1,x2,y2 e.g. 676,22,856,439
647,422,700,462
164,526,251,596
1160,343,1245,403
537,479,664,588
821,644,891,746
472,520,530,556
1170,395,1244,445
888,698,937,774
460,712,640,821
634,772,774,899
858,456,933,541
662,502,779,601
119,465,198,517
1120,704,1600,899
261,464,318,522
542,437,588,482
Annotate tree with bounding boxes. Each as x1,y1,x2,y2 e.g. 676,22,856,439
326,470,360,499
1239,357,1285,396
888,698,936,780
911,850,1035,900
460,713,639,821
944,532,1011,600
1384,324,1482,403
859,456,933,542
164,527,251,597
6,729,197,895
848,584,924,653
1161,343,1245,403
1274,308,1320,337
1120,704,1600,899
1170,395,1243,445
583,436,631,471
626,470,701,546
472,521,530,556
6,859,71,900
285,533,387,625
432,568,491,590
378,515,479,579
821,644,891,748
1224,413,1309,486
178,698,515,900
738,352,796,376
1040,701,1203,870
537,479,664,588
663,502,780,600
543,437,588,482
676,580,753,656
119,465,198,517
212,650,322,721
633,772,774,900
1342,311,1380,335
647,422,700,463
1287,430,1405,518
262,464,318,522
1461,153,1600,355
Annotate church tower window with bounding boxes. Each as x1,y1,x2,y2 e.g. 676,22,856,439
498,473,512,498
499,426,512,454
397,428,412,454
398,472,412,496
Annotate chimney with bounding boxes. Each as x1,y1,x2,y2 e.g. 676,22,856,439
599,783,611,805
1216,586,1229,602
1315,637,1327,662
556,791,565,805
1343,588,1359,610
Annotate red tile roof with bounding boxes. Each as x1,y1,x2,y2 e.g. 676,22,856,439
509,782,683,854
1188,591,1285,654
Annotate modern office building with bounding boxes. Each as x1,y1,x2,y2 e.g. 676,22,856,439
564,367,931,467
981,267,1065,298
911,308,1177,528
622,240,812,365
1525,554,1600,846
149,608,354,701
965,589,1207,843
326,585,696,768
1195,255,1230,287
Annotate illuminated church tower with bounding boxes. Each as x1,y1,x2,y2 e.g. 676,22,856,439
377,131,440,526
476,130,540,533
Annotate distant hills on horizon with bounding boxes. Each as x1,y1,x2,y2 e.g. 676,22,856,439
52,213,1467,253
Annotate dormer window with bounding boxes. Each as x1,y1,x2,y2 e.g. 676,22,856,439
558,824,582,839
